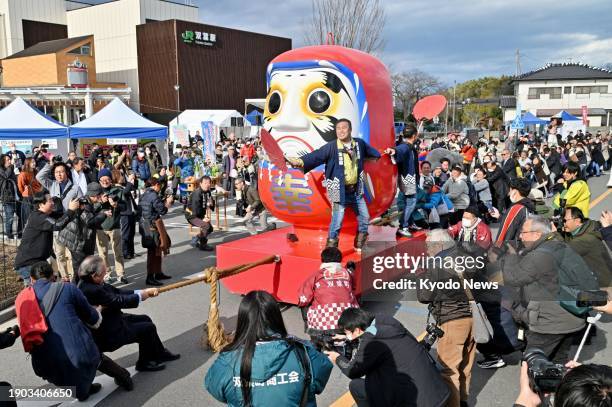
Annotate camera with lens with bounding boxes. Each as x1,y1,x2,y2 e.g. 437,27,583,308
421,323,444,351
523,348,566,394
52,155,63,163
78,197,89,205
311,333,357,360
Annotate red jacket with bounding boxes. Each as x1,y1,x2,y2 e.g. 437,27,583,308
240,144,255,161
461,145,477,164
298,263,359,332
448,219,492,249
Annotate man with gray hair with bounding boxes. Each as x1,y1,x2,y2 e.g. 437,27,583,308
495,214,595,363
78,255,180,372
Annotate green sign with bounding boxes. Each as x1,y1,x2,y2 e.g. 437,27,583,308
180,30,217,46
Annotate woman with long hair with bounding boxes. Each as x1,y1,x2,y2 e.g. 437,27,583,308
0,154,21,238
17,157,42,226
205,290,332,406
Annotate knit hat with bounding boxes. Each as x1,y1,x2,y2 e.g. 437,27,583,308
98,168,112,180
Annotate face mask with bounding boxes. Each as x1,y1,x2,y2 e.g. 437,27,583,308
345,332,353,341
138,152,145,158
509,191,520,203
462,218,473,228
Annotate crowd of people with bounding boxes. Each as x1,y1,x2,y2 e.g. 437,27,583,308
1,119,611,406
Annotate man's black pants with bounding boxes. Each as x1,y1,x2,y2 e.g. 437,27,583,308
349,378,370,407
525,330,578,364
123,314,166,363
120,214,136,257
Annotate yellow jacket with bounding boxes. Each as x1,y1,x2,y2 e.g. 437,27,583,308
553,179,590,217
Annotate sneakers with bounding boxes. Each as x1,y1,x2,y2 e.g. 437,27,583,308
325,238,339,248
119,276,129,284
476,355,506,369
353,232,368,253
396,228,412,238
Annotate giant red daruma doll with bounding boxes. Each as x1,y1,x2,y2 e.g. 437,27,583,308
258,45,396,243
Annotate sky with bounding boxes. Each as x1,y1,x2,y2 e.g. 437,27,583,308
195,0,612,86
84,0,612,86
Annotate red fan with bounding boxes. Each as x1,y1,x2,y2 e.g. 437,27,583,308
412,95,447,122
260,128,288,172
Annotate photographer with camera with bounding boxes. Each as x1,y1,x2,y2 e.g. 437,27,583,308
96,169,128,284
57,182,111,283
495,215,599,364
325,307,450,407
36,158,83,280
15,193,79,285
515,349,612,407
417,229,482,407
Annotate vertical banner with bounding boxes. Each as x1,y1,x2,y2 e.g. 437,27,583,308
171,124,189,147
201,121,216,161
581,105,588,125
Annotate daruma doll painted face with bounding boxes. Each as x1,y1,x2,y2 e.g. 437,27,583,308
258,45,396,231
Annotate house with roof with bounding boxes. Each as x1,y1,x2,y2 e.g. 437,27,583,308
0,35,129,124
503,63,612,128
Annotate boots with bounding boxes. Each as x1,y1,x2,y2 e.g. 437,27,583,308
98,354,133,391
325,238,339,248
198,236,213,251
354,232,368,253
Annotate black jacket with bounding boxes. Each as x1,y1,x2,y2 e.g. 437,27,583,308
188,187,215,220
602,225,612,251
545,151,562,175
14,209,76,268
486,165,509,204
494,198,535,245
57,201,106,254
243,185,263,213
501,158,518,179
0,165,18,203
78,280,140,352
336,314,450,407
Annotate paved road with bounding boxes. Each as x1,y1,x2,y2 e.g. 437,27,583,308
1,174,611,407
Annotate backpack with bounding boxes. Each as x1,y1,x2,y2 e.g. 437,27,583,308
465,179,478,207
541,243,600,316
15,282,64,352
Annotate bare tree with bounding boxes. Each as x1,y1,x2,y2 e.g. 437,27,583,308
303,0,386,54
391,70,443,122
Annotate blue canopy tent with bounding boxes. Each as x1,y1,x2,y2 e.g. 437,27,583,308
521,111,548,125
553,111,581,121
0,97,68,139
70,97,167,139
245,110,263,126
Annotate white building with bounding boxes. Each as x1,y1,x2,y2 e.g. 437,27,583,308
0,0,198,111
67,0,198,111
503,63,612,128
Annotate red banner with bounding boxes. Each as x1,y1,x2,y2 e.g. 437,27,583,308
582,105,588,125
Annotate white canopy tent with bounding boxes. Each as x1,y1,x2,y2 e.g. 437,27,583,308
169,109,251,145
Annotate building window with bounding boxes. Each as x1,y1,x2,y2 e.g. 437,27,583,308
68,43,91,56
564,86,571,94
528,87,562,99
574,85,608,94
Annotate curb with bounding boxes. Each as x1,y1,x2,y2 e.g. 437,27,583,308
0,305,16,325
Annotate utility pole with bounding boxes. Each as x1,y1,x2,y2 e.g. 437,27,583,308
451,80,457,132
515,49,522,76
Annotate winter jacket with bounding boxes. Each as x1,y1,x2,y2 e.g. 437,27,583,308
553,179,591,218
57,202,106,254
501,158,518,179
422,186,454,212
0,166,19,202
36,164,83,210
602,225,612,251
78,280,142,352
243,185,264,214
30,280,101,399
461,145,477,164
560,220,611,288
486,165,509,204
448,219,492,249
335,314,450,407
300,138,380,205
14,209,76,268
138,188,168,241
545,151,562,175
187,187,215,220
395,141,419,196
473,178,492,203
494,198,535,246
442,176,470,210
298,262,359,332
131,158,151,181
501,236,587,335
17,170,43,198
205,338,332,407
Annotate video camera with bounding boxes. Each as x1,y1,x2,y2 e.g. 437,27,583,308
523,348,566,394
421,323,444,351
52,155,63,164
311,333,357,360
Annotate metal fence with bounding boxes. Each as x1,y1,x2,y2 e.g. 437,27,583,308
0,198,28,310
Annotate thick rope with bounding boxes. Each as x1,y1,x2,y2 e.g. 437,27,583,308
156,254,280,352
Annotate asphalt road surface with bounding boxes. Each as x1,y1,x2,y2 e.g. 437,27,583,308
1,173,611,407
